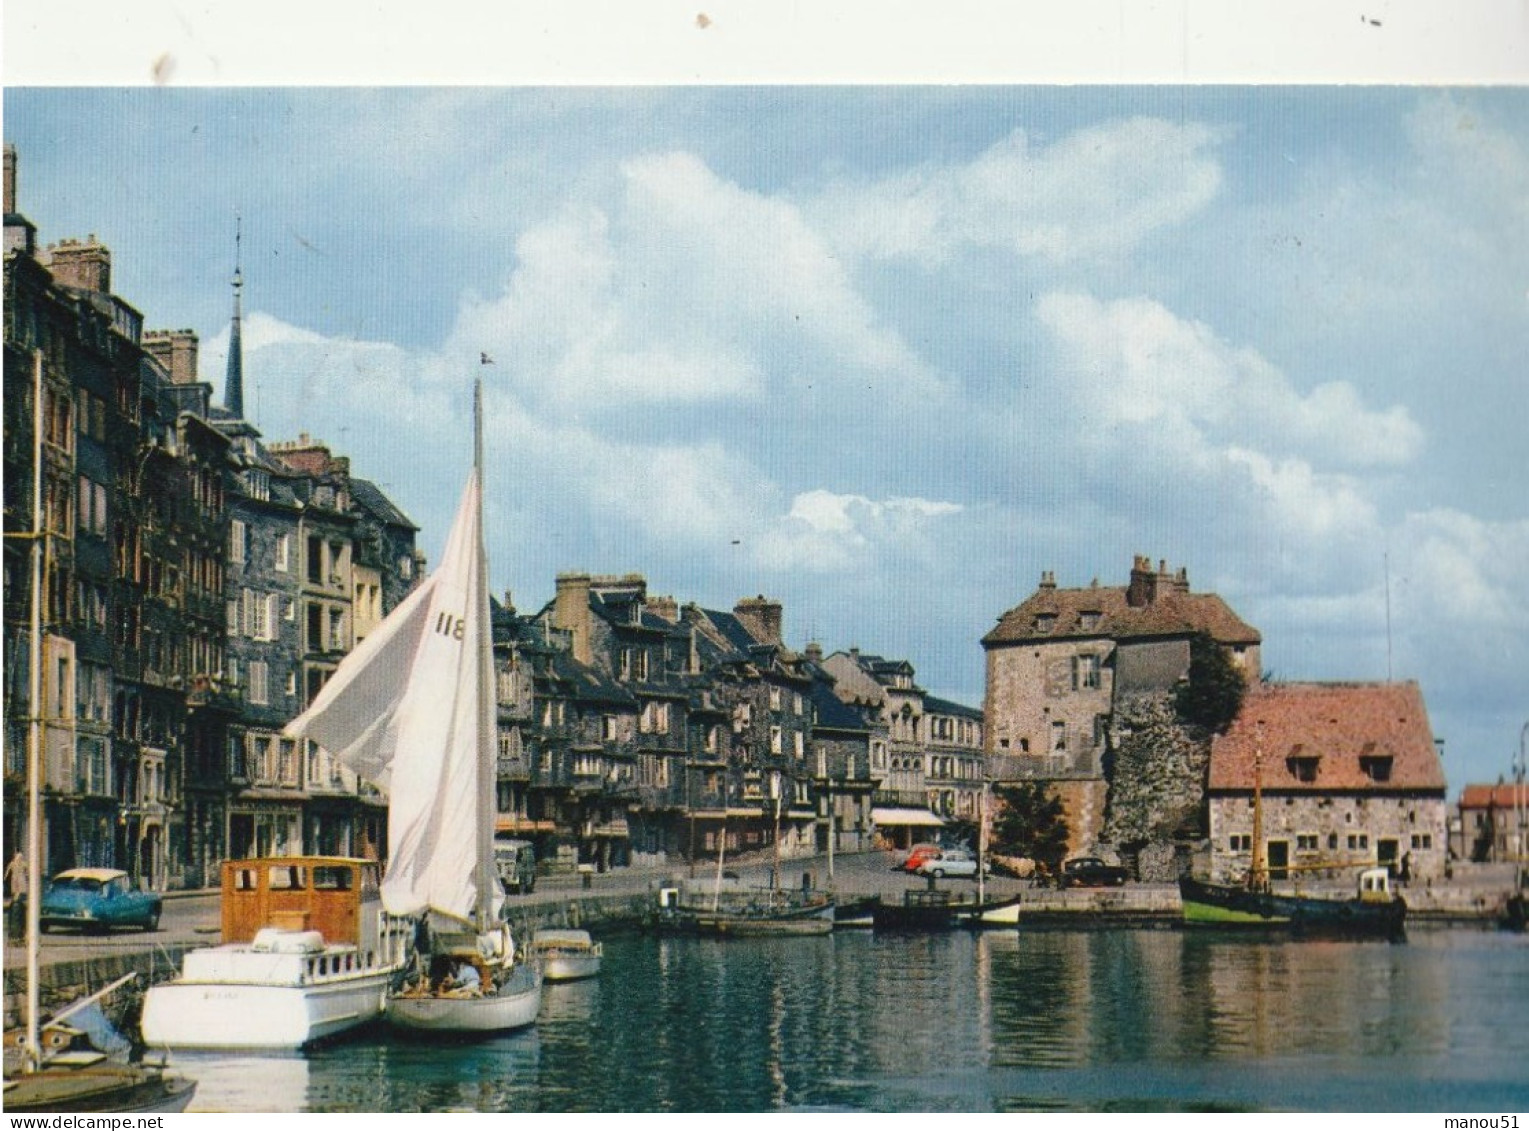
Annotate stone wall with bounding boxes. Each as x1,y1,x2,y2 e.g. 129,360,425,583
1102,695,1208,880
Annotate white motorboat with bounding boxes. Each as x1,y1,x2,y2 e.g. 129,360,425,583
286,376,541,1036
530,929,603,982
139,856,413,1050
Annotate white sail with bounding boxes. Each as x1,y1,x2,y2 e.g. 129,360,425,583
285,468,491,922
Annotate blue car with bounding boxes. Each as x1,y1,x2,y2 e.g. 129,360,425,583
39,868,162,933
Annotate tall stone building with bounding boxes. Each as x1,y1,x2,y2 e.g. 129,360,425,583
4,145,235,885
982,555,1261,855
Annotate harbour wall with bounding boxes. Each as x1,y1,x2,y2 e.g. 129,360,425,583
5,882,1509,1032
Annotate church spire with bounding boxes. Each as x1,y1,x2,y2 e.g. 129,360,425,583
225,216,245,419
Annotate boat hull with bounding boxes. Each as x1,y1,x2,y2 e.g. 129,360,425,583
958,896,1024,928
694,912,834,937
1178,877,1406,938
387,965,542,1033
140,971,394,1050
540,954,602,982
3,1066,197,1114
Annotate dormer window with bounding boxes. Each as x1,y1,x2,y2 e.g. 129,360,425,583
1078,611,1100,631
1359,755,1393,783
1287,755,1320,783
1035,614,1056,634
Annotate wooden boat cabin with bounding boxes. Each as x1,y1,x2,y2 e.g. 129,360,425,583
222,856,382,948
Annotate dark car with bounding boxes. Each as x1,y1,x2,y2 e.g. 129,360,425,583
1060,857,1129,888
39,868,162,933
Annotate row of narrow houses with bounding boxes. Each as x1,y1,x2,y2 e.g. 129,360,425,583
4,141,1490,892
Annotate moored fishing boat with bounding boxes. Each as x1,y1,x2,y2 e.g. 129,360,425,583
530,929,604,981
284,375,541,1036
1179,867,1407,938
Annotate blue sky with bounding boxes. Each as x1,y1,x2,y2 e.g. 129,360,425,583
5,85,1526,793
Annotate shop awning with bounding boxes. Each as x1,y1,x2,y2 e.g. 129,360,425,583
871,807,946,827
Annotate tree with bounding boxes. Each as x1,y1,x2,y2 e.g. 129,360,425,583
990,782,1070,874
1174,632,1246,736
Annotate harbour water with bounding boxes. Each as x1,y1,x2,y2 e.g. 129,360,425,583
179,925,1529,1113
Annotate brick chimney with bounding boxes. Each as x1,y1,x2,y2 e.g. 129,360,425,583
3,145,15,215
647,594,679,623
47,236,112,293
553,573,593,664
734,595,783,645
143,329,200,385
1039,570,1056,591
1127,554,1157,607
804,641,823,663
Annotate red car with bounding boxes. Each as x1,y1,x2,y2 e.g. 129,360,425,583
897,844,943,873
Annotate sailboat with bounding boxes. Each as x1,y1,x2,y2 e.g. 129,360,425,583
4,350,196,1110
284,376,542,1034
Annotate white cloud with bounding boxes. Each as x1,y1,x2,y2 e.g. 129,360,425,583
813,118,1225,267
1035,291,1424,470
755,489,964,574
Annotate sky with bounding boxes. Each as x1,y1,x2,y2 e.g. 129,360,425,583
5,81,1526,796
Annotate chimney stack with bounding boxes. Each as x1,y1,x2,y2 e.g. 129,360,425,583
1127,554,1157,607
734,595,783,645
553,573,593,664
3,145,15,215
647,595,678,623
144,329,200,385
1039,570,1056,591
47,236,112,293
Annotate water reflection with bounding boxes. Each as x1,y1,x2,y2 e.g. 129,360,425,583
182,927,1529,1113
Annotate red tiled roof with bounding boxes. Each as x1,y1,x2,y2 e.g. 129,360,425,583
982,583,1260,647
1458,783,1529,810
1207,681,1446,795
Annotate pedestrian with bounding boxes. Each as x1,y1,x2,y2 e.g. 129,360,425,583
1400,852,1412,884
5,848,27,941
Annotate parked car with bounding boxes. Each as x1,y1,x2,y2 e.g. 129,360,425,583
915,847,988,880
39,868,161,933
1060,857,1129,888
897,843,943,873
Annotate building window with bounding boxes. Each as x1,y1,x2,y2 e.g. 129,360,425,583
769,687,782,711
1347,834,1369,851
1359,755,1393,783
1296,834,1319,851
770,726,783,754
230,519,247,564
793,731,804,759
1071,654,1101,690
248,661,269,706
274,534,290,572
1050,720,1067,753
1229,834,1252,851
1079,611,1100,631
1287,756,1320,783
602,715,618,741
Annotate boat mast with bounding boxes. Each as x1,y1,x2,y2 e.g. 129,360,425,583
473,373,495,933
23,349,44,1069
1250,721,1267,892
977,777,988,906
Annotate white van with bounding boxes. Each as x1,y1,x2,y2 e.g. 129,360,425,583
494,839,536,895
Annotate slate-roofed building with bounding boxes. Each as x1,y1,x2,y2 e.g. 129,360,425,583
1205,681,1448,883
982,555,1261,855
